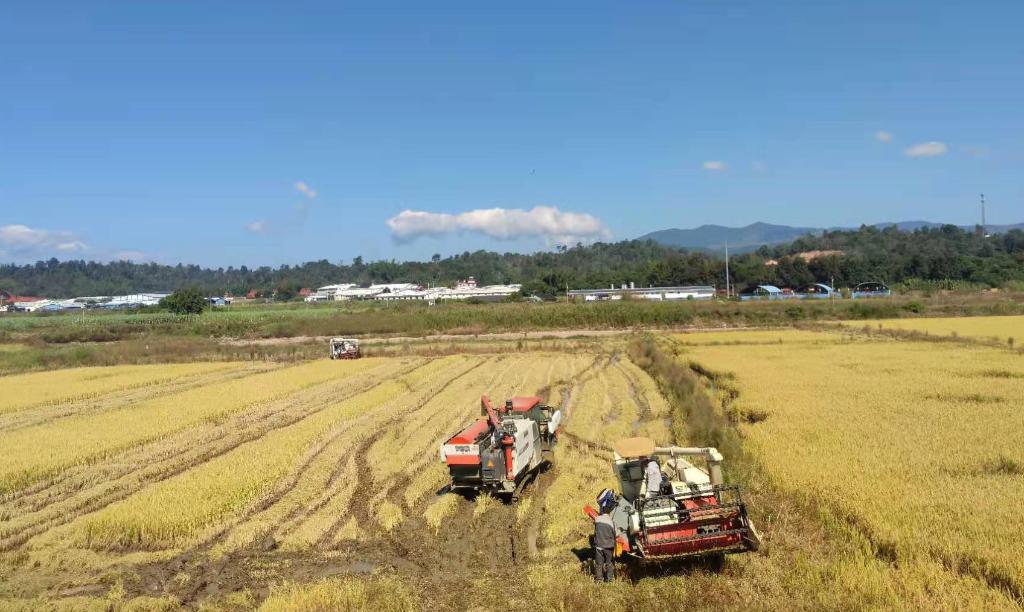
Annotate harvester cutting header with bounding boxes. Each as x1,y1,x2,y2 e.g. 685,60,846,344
440,395,562,498
586,437,760,565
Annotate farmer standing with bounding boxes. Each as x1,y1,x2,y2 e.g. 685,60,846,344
593,489,616,582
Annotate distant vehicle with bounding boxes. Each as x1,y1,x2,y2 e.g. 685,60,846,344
851,282,891,299
329,337,361,359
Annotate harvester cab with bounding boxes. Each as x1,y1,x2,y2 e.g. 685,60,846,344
439,395,561,498
585,436,760,563
329,337,360,360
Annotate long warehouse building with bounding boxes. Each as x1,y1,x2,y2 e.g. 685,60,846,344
568,285,715,301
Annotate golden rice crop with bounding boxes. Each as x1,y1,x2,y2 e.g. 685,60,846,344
259,575,417,612
681,329,1024,604
674,328,843,346
843,314,1024,343
69,357,465,550
422,493,458,535
539,356,665,550
0,358,386,494
0,362,242,416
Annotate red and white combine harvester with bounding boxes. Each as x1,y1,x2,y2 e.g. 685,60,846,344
585,437,760,564
328,337,360,360
439,395,562,499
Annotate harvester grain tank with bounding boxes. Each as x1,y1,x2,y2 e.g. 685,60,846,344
585,437,760,562
439,395,562,498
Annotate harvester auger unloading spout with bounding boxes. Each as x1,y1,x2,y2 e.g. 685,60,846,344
585,437,761,563
439,395,562,499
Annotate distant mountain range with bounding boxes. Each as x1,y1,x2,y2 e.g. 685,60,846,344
639,221,1024,251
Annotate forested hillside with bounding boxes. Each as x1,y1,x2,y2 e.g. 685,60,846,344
2,225,1022,298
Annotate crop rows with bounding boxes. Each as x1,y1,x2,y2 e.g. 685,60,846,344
0,359,388,495
65,356,478,552
0,357,421,551
0,362,242,416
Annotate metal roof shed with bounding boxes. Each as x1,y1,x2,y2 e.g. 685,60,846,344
796,283,839,299
851,282,891,299
740,284,784,301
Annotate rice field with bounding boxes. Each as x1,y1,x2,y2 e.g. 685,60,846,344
676,329,1024,609
1,329,1022,611
841,314,1024,344
0,347,611,609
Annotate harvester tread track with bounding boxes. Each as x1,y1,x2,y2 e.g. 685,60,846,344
510,464,542,502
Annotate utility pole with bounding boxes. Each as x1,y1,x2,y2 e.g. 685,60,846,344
724,242,731,298
980,193,988,237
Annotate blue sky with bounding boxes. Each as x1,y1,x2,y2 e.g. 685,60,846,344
1,1,1021,266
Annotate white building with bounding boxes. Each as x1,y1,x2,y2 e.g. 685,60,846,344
568,285,715,302
437,284,521,302
373,287,447,302
305,283,357,302
304,280,522,303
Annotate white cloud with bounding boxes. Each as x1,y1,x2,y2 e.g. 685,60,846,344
294,181,317,199
0,224,88,260
702,160,727,172
386,206,611,245
246,220,268,234
905,141,948,158
875,131,893,143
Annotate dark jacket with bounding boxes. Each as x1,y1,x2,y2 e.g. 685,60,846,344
594,513,616,549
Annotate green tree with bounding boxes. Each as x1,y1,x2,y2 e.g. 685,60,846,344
160,287,207,315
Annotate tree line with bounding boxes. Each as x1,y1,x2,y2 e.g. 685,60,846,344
1,225,1022,299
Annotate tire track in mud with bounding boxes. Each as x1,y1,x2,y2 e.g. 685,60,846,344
521,359,613,563
0,359,427,551
296,356,538,571
553,353,619,455
44,353,607,610
116,358,496,607
336,355,599,610
354,356,517,535
358,356,525,516
201,357,490,553
0,364,277,433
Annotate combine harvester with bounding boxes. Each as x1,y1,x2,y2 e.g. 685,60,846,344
328,337,361,359
439,395,562,499
586,437,760,564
